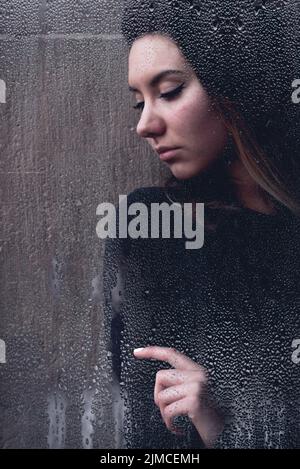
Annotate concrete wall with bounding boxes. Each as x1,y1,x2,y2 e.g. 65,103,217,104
0,0,166,448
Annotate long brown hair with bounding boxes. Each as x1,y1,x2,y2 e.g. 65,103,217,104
164,96,300,229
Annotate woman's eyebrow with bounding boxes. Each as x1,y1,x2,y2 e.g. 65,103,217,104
128,69,185,92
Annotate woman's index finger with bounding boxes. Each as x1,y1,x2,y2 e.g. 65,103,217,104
133,346,200,370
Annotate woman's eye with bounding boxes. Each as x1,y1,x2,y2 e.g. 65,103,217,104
132,83,185,111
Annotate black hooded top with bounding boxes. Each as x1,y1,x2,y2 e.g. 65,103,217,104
103,186,300,449
121,0,300,198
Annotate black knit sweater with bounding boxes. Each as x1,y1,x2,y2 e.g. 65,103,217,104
103,186,300,449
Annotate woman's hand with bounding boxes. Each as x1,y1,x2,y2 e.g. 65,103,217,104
133,346,224,448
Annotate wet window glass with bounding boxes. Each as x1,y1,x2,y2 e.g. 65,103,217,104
1,0,300,449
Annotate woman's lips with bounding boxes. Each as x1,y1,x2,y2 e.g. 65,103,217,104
158,148,180,161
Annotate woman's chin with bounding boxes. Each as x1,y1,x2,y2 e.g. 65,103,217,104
169,164,204,180
169,159,217,180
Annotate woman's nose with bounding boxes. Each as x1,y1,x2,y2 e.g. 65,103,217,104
136,106,165,139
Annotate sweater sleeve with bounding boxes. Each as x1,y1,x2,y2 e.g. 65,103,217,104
102,187,208,449
102,188,148,382
102,227,132,449
102,231,129,384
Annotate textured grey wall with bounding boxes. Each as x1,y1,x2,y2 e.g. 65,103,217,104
0,0,167,448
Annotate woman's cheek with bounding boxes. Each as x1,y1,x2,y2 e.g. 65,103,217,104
171,104,189,126
172,102,200,131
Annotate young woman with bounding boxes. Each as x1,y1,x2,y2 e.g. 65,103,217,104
103,1,300,449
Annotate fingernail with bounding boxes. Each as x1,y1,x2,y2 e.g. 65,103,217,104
134,348,144,354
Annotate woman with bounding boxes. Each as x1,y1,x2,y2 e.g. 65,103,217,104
103,1,300,448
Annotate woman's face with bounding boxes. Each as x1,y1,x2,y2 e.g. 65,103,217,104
128,34,229,180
